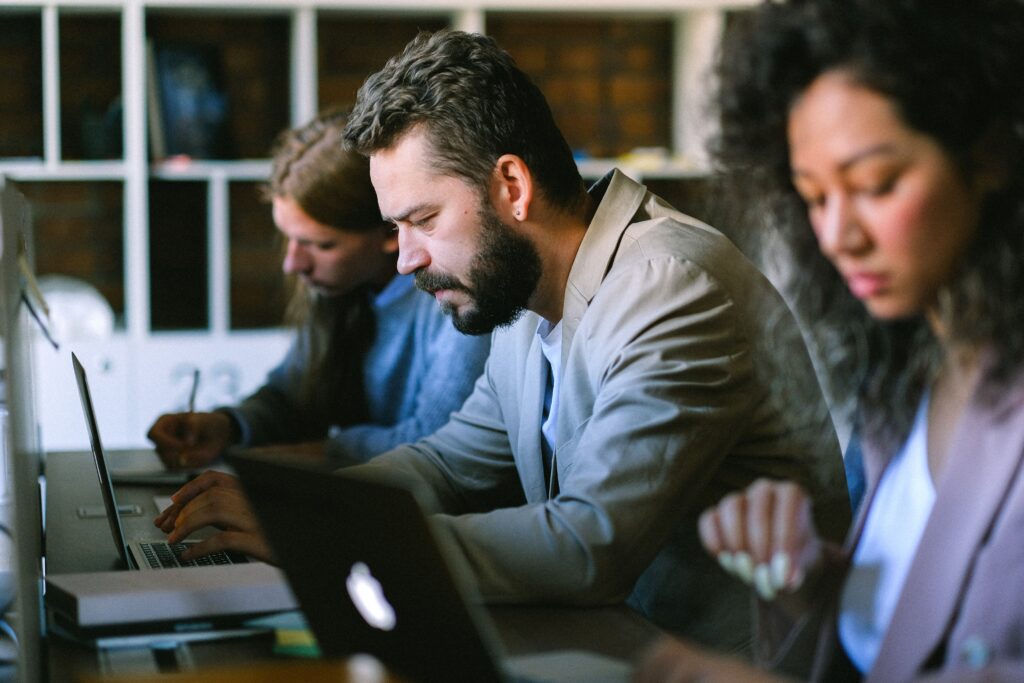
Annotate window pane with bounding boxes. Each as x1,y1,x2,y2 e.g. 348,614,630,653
0,11,43,159
18,181,125,327
149,180,207,330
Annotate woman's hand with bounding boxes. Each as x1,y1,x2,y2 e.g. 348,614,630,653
698,478,823,600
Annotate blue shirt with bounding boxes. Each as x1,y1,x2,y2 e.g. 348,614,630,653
226,274,491,462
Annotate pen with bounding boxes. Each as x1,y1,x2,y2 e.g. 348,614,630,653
187,368,200,413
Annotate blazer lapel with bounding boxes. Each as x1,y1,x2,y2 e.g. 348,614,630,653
868,390,1024,681
562,170,646,365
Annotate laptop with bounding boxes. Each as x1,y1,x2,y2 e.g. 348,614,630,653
228,450,634,683
71,351,247,571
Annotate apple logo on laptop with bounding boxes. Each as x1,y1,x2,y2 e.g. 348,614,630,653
346,562,397,631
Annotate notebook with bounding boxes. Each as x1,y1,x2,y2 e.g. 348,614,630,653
228,450,633,683
71,351,246,571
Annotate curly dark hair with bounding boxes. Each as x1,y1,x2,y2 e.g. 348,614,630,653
343,29,585,215
713,0,1024,450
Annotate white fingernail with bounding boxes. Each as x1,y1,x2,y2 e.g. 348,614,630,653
754,563,776,601
718,551,735,574
770,552,790,591
788,566,806,591
734,552,754,584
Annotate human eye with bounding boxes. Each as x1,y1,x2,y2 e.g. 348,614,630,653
792,180,825,210
864,175,897,197
801,192,826,210
411,213,436,230
315,240,337,251
850,161,900,198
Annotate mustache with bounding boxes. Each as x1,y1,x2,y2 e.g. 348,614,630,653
415,269,468,294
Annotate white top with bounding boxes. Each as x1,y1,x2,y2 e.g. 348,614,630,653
839,393,937,673
537,320,563,469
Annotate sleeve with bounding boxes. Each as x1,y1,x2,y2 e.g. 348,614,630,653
323,322,491,463
349,350,528,516
358,255,763,604
223,333,321,446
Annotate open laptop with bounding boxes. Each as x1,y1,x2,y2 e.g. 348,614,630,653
71,351,247,571
228,450,634,683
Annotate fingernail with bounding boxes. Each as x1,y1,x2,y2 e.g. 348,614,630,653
734,552,754,584
770,552,790,591
717,551,735,574
754,563,776,600
788,566,806,591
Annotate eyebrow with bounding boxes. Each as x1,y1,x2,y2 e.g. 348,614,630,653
381,202,433,225
792,142,901,179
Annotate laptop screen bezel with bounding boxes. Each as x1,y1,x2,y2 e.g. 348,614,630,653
71,352,137,570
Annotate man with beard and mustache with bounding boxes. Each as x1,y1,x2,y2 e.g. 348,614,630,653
157,30,850,648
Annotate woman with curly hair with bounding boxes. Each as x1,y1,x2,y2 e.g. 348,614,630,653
636,0,1024,681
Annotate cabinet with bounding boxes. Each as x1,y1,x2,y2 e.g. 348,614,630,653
0,0,753,449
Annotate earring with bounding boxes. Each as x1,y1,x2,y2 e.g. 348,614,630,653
515,210,521,218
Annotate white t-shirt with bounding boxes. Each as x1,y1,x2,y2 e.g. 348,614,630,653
537,319,563,471
839,393,937,673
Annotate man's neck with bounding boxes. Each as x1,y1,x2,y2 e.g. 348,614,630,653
528,193,596,324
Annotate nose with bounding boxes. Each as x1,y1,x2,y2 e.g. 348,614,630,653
282,240,312,276
395,228,429,275
814,192,867,258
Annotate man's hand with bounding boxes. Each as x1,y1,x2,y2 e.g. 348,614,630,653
147,412,235,469
153,471,274,562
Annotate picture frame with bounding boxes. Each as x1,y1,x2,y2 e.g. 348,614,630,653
147,41,232,160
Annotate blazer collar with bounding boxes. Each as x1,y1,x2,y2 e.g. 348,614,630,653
561,169,646,364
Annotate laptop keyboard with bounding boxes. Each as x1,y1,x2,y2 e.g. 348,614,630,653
137,540,248,569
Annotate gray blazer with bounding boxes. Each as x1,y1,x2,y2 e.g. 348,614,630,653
356,170,849,648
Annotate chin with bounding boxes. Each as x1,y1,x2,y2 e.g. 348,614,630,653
863,298,922,321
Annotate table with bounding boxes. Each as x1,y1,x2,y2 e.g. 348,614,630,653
43,450,663,680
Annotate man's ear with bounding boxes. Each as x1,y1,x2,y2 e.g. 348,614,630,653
493,154,534,223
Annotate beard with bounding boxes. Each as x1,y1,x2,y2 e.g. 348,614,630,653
414,203,542,335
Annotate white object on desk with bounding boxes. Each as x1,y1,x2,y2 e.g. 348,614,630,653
46,562,298,636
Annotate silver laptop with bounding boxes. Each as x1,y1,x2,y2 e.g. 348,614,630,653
72,352,246,571
228,450,633,683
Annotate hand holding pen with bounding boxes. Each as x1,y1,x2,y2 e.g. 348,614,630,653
147,368,238,470
187,367,200,414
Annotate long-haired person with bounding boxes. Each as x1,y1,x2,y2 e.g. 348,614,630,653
636,0,1024,681
148,109,490,468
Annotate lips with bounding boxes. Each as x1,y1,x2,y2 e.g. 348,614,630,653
845,271,888,299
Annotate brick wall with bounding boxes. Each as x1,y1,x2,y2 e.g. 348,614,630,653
229,181,286,329
147,13,290,160
15,181,125,323
4,12,689,331
491,16,673,158
60,14,122,160
318,15,450,110
0,12,43,158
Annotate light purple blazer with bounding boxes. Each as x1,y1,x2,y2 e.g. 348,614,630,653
857,379,1024,682
761,378,1024,681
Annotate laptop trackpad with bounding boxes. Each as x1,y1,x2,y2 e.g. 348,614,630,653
504,650,632,683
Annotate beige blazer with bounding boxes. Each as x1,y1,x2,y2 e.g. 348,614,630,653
357,170,849,648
